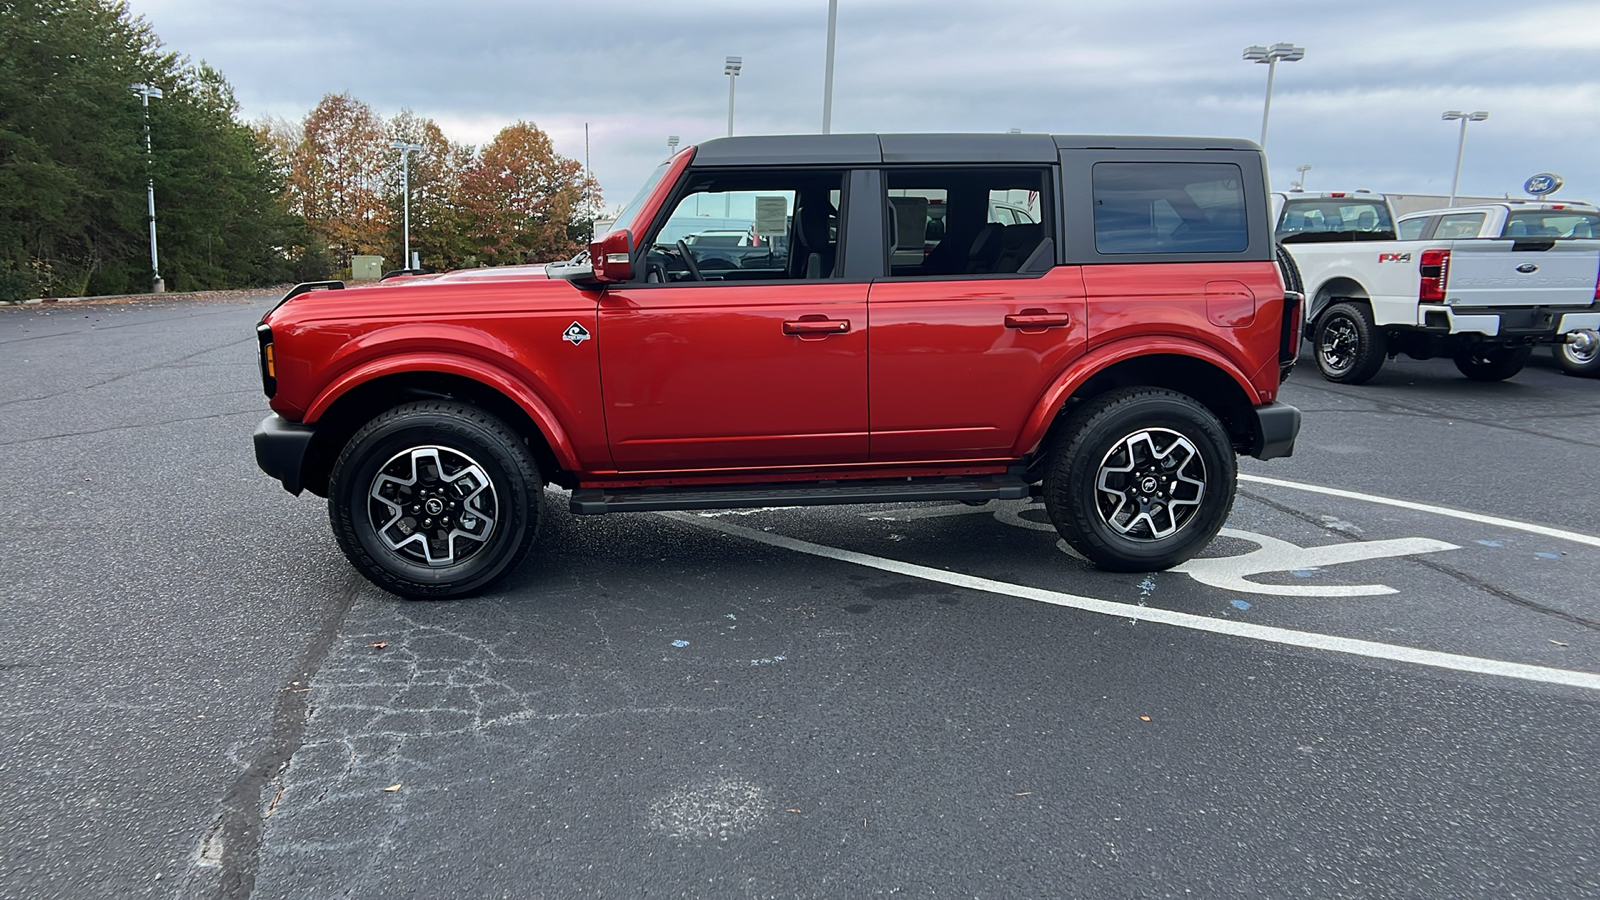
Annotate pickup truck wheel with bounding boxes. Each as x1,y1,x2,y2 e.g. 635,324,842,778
1452,346,1532,382
1554,331,1600,377
328,401,541,599
1043,388,1235,572
1314,302,1386,384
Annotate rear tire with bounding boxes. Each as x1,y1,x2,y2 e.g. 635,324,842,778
1554,330,1600,377
1043,388,1236,572
328,401,541,599
1452,345,1532,382
1314,302,1386,384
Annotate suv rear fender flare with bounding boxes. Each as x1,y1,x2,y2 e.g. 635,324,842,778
305,353,582,472
1014,339,1261,458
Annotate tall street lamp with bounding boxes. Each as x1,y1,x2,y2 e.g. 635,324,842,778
1294,164,1312,191
724,56,742,137
131,83,164,292
390,141,423,270
1242,43,1304,149
1442,110,1489,207
822,0,838,134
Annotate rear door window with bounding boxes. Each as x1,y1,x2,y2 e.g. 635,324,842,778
1435,213,1486,239
883,168,1049,277
1397,217,1428,240
1092,163,1248,254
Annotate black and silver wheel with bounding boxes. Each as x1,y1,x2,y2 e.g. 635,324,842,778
329,401,540,599
1554,330,1600,377
1044,387,1236,572
1452,345,1532,382
1313,301,1385,384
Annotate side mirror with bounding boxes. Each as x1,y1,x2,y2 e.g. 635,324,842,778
588,229,633,283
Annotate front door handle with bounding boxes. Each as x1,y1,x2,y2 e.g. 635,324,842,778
783,318,851,335
1004,310,1071,329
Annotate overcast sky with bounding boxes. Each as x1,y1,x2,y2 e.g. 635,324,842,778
124,0,1600,210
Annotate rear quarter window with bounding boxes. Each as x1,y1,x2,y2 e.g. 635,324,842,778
1092,163,1248,254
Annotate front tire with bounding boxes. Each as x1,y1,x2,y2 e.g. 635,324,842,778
328,401,541,599
1044,388,1236,572
1554,330,1600,377
1314,302,1386,384
1452,345,1532,381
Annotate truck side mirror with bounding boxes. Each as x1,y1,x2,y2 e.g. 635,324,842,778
589,230,633,283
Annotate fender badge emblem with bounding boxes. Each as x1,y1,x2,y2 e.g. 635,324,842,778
563,322,591,345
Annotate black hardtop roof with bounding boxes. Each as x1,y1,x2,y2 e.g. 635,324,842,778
689,133,1260,167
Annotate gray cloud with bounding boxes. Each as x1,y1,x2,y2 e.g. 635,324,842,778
128,0,1600,207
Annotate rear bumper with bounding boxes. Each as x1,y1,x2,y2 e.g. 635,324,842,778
1415,303,1600,339
1249,402,1301,461
254,414,315,495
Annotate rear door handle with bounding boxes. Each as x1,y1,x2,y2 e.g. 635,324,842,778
1004,310,1071,328
783,318,851,335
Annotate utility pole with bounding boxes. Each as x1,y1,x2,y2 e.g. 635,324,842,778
725,56,743,137
131,83,164,292
1242,43,1304,149
390,141,423,270
822,0,838,134
1442,110,1489,207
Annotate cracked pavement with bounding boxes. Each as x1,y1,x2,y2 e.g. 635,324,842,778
1,295,1596,899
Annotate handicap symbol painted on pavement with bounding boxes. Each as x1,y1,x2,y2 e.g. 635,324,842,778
1173,528,1459,597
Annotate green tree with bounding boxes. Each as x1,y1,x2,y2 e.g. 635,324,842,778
0,0,304,298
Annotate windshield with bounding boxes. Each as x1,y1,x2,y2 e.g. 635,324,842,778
1501,210,1600,239
1276,199,1395,243
608,162,672,237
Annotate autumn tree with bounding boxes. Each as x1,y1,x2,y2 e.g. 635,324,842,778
289,93,389,266
456,121,599,266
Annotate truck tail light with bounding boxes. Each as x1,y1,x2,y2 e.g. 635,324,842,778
1419,249,1450,302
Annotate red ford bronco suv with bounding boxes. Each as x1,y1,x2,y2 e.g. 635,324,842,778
254,133,1303,598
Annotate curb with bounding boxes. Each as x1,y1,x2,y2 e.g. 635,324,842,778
3,286,291,307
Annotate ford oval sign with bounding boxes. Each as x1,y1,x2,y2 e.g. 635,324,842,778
1516,263,1540,274
1524,173,1563,197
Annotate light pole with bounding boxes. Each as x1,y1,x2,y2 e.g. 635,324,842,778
667,134,680,158
390,140,423,270
131,83,164,292
822,0,838,134
1294,164,1312,191
1442,110,1488,207
1242,43,1304,149
724,56,742,137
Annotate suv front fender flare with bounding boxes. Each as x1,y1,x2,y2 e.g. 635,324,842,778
304,352,583,472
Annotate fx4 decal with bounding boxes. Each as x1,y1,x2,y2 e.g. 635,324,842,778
1378,252,1413,263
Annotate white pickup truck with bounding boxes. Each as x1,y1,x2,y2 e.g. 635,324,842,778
1274,192,1600,383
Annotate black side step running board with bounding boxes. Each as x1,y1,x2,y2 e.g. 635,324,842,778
570,474,1030,515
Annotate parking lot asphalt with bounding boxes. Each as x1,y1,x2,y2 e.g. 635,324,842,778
1,294,1596,899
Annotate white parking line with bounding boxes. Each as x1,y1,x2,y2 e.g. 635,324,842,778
664,512,1600,692
1241,474,1600,550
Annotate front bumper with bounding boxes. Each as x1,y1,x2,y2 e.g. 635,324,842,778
1249,402,1301,461
254,414,315,495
